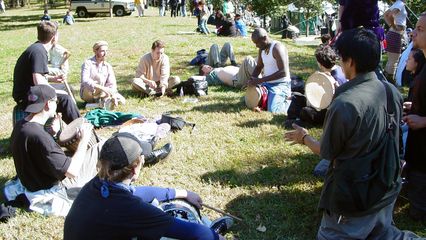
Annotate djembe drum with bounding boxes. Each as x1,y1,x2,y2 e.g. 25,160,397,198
305,71,336,111
58,118,98,152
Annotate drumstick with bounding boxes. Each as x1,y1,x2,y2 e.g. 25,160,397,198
63,78,77,105
201,203,243,222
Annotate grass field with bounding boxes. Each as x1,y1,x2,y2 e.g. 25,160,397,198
0,6,425,240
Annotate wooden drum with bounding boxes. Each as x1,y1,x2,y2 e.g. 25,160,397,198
58,118,98,152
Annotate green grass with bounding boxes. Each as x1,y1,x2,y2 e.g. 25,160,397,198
0,6,425,240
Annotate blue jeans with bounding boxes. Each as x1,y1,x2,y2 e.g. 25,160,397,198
159,5,165,16
199,18,209,34
261,81,291,114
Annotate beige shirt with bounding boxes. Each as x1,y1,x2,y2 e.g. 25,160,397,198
135,52,170,88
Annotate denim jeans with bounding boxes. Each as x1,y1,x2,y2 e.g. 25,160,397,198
261,81,291,114
199,18,210,34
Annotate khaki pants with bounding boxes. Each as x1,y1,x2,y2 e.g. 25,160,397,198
131,76,181,96
207,42,236,67
235,56,257,88
61,141,104,190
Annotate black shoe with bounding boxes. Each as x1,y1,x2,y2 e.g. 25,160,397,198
145,143,173,165
230,61,238,67
210,216,233,235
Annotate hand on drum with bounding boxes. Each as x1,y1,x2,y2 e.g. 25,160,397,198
248,76,260,86
284,123,309,145
186,191,203,209
77,122,94,143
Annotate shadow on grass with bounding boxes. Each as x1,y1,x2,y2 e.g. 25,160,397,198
224,191,321,240
0,137,11,158
0,13,63,31
237,114,286,128
202,151,319,187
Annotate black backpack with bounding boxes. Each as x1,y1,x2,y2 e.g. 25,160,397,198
174,77,208,97
160,113,196,132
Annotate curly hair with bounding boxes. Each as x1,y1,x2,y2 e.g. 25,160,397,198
315,44,338,69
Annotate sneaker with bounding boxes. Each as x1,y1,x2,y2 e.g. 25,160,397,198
210,216,233,235
145,143,173,165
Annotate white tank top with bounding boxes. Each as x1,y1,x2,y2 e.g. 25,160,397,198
261,41,290,83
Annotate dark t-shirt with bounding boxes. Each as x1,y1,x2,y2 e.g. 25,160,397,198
405,66,426,172
218,19,237,37
13,42,49,107
64,177,173,240
11,120,71,192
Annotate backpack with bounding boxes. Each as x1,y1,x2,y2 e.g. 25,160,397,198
326,81,401,214
174,77,208,96
160,113,195,132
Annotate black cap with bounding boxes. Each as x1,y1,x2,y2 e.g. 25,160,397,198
100,132,152,170
25,85,57,113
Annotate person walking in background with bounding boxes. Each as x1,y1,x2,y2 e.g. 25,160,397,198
170,0,178,17
0,0,6,14
384,0,407,83
198,0,210,35
159,0,166,16
135,0,144,17
180,0,186,16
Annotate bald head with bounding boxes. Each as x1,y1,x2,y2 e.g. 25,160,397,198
251,28,270,50
252,28,268,40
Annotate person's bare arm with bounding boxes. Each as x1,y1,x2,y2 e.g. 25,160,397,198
284,123,321,155
384,8,400,28
65,123,93,178
33,73,49,85
247,49,263,86
251,43,287,85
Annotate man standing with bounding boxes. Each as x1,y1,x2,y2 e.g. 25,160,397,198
5,85,99,216
285,28,420,239
248,28,291,114
404,12,426,222
13,21,80,124
131,40,180,97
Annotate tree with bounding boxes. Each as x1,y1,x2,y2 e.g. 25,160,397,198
293,0,323,36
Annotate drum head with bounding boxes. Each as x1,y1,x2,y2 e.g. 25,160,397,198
305,71,335,111
59,117,85,143
159,200,203,224
245,86,262,109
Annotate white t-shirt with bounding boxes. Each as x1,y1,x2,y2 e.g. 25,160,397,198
390,0,407,27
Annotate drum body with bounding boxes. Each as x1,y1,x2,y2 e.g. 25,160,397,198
44,116,67,139
58,118,97,152
245,85,268,110
159,200,204,240
305,71,336,111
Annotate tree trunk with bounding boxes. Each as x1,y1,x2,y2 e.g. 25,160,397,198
109,0,113,17
305,11,310,37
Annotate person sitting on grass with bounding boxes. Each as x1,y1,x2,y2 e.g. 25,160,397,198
4,85,101,216
63,10,75,25
80,40,125,109
247,28,292,114
64,132,232,240
131,40,181,97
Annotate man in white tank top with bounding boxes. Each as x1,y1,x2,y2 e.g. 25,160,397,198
248,28,291,114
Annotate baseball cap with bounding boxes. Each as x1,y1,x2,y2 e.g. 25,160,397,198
25,85,57,113
100,132,152,170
